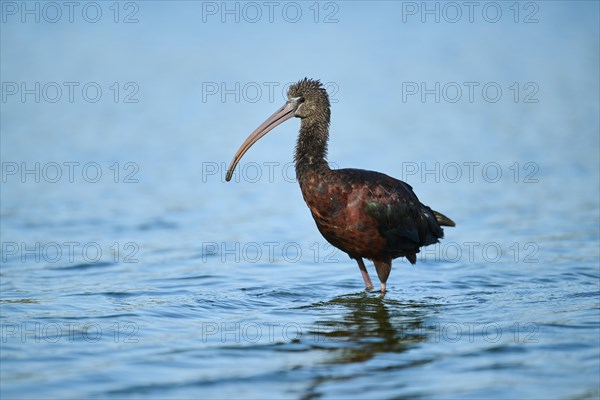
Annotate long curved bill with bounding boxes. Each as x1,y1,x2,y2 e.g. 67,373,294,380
225,101,296,182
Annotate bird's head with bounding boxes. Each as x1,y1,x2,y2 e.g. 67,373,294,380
287,78,331,122
225,78,330,182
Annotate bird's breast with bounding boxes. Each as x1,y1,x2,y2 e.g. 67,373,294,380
297,170,386,259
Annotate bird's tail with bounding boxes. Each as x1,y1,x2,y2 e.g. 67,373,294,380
433,210,456,227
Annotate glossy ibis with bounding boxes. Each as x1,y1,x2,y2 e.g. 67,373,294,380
226,78,455,293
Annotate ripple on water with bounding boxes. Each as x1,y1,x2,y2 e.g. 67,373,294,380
46,261,116,271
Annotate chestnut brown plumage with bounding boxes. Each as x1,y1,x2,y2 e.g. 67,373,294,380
226,78,455,293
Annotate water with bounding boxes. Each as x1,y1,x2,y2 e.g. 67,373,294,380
1,2,599,399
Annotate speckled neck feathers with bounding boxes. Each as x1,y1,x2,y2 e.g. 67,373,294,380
289,78,332,181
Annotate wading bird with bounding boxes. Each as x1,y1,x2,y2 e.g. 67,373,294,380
226,78,455,293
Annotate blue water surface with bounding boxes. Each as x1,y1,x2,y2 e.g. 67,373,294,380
1,1,599,399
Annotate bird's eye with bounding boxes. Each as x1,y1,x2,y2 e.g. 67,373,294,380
298,97,305,103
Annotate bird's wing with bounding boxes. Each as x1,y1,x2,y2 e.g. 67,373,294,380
341,169,444,249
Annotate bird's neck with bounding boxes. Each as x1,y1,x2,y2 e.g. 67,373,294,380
294,119,330,181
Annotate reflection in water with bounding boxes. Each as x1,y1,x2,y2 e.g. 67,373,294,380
299,293,438,398
309,293,433,363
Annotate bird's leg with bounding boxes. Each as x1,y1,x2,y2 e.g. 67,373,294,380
373,260,392,293
355,258,374,291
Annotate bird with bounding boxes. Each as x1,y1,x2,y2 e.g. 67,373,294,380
226,78,455,293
